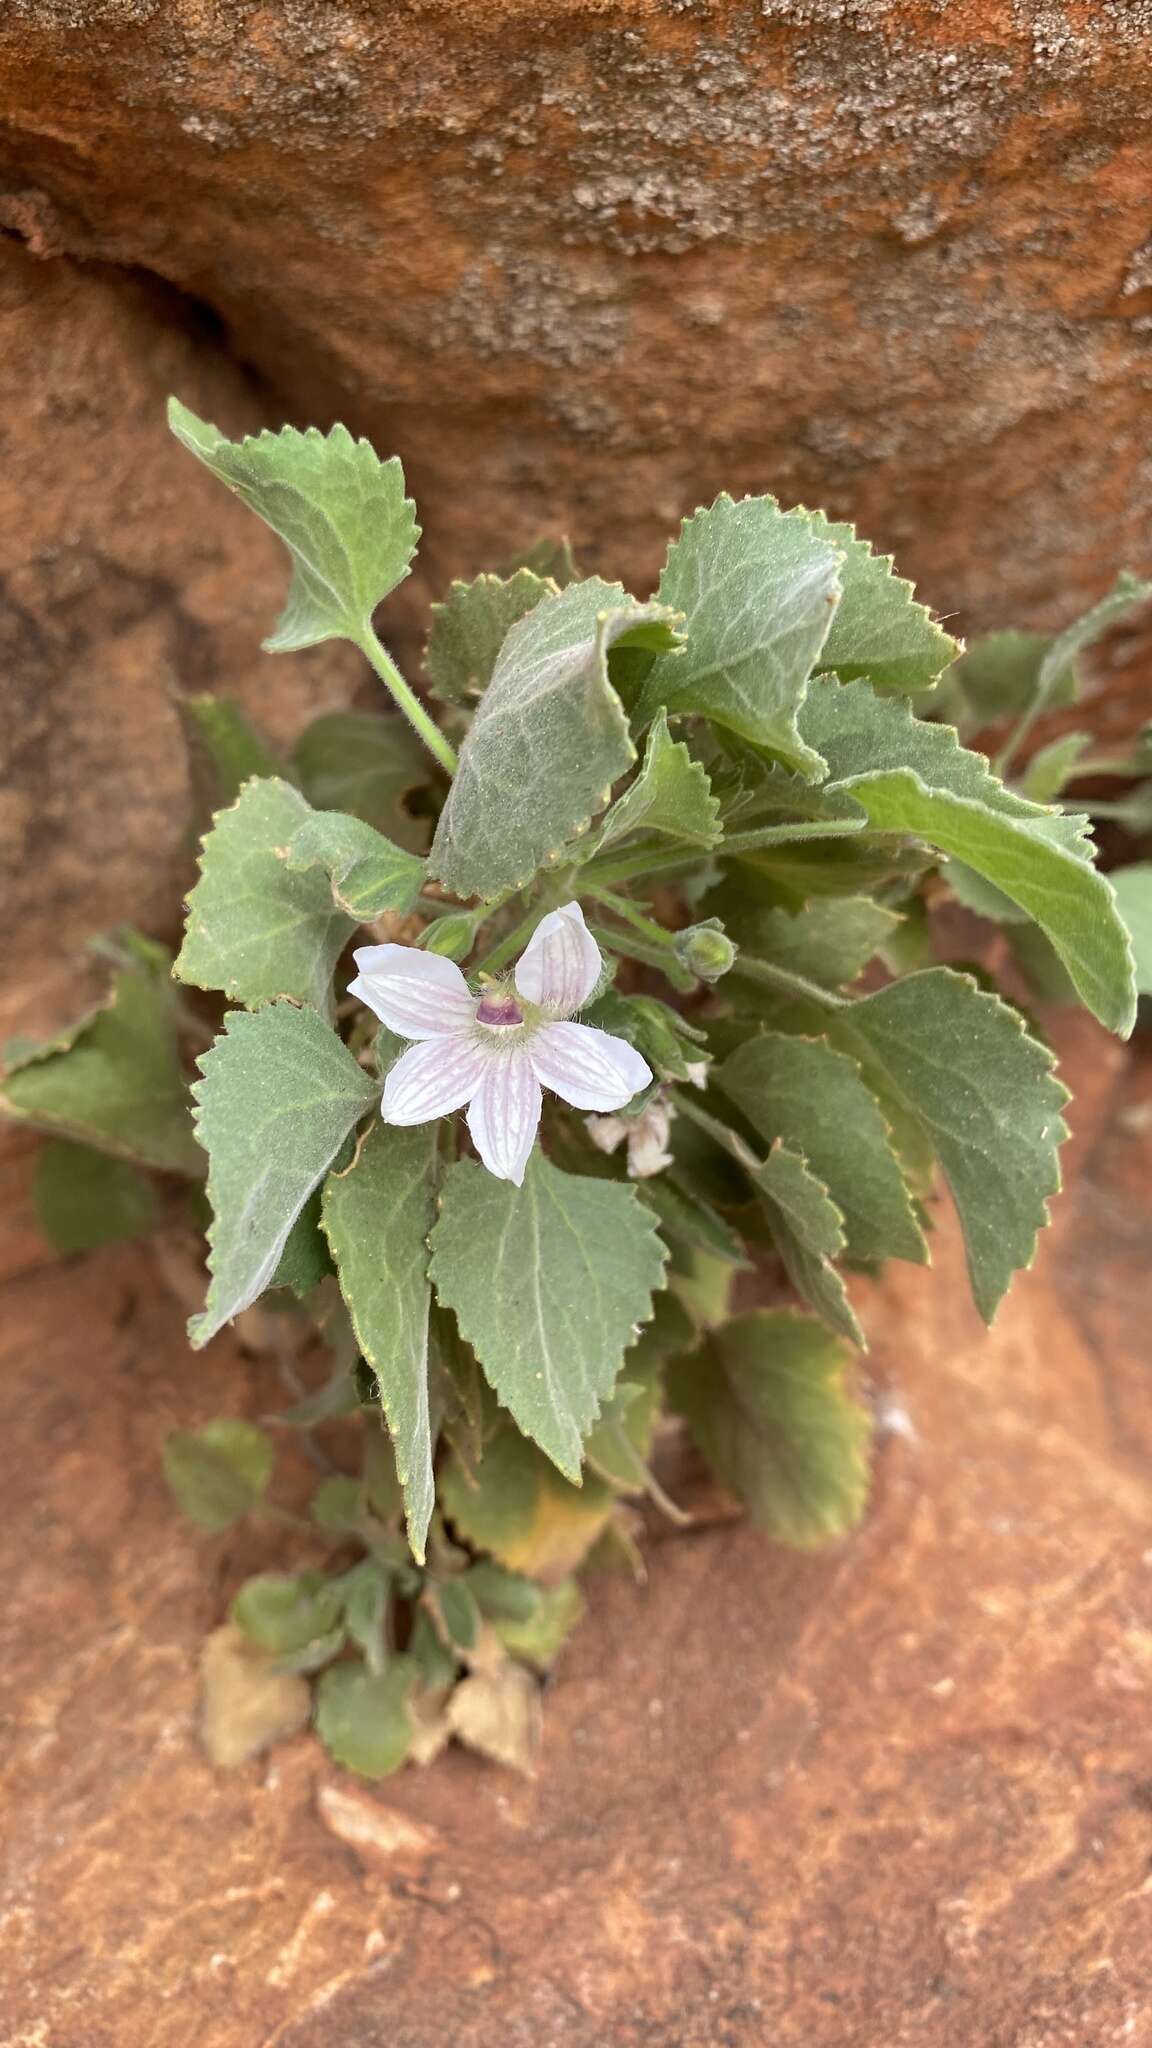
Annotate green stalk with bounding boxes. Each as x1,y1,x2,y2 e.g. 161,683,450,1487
583,817,867,889
354,626,459,777
728,955,848,1010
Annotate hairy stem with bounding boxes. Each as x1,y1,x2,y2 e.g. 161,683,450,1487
728,955,848,1009
354,626,459,777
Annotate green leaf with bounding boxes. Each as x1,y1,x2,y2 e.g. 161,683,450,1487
1,956,201,1174
283,809,425,921
640,1176,750,1267
163,1418,275,1531
269,1189,335,1293
719,1033,926,1266
33,1138,160,1254
581,990,708,1084
338,1561,392,1676
429,581,680,899
1111,864,1152,995
947,630,1076,727
595,710,721,850
1038,573,1152,705
429,1152,667,1478
465,1560,541,1624
438,1422,615,1580
753,1141,862,1347
176,778,355,1013
794,508,959,692
310,1476,364,1533
424,569,552,705
433,1579,481,1651
291,710,430,851
168,400,419,651
635,493,842,775
668,1309,871,1543
502,535,579,587
719,894,901,988
837,968,1070,1320
582,1361,665,1494
314,1658,417,1778
322,1119,439,1563
799,678,1136,1035
493,1579,584,1671
174,691,286,823
1019,732,1092,804
231,1571,344,1658
189,1002,379,1347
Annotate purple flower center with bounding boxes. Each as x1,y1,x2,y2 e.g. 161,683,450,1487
475,991,524,1029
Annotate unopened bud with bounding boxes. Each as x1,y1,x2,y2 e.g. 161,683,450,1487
418,912,476,961
674,919,737,983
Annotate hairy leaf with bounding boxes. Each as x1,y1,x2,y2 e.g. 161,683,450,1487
283,809,425,921
174,690,285,822
189,1003,379,1347
164,1419,275,1531
168,400,419,650
33,1138,160,1255
754,1141,862,1346
946,630,1076,728
795,508,959,692
425,568,552,705
721,894,902,988
177,778,355,1013
430,581,680,899
668,1309,871,1543
1111,864,1152,995
438,1422,615,1581
429,1152,667,1478
635,493,842,775
314,1658,417,1778
291,710,431,850
323,1120,439,1562
596,710,721,850
719,1032,926,1266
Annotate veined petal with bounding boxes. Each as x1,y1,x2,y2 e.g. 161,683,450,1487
381,1036,488,1124
467,1046,542,1185
349,943,475,1040
530,1021,652,1111
514,901,602,1016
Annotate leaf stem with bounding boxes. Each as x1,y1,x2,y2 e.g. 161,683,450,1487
354,627,459,777
728,955,849,1010
583,817,867,888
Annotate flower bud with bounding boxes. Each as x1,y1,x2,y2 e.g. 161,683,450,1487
673,919,737,983
418,912,476,961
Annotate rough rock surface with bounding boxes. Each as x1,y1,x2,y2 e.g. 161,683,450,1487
3,1015,1151,2046
1,2,1152,631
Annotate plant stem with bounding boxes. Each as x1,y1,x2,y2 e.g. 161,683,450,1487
355,626,459,777
583,817,867,888
728,955,848,1009
586,886,670,947
472,905,539,976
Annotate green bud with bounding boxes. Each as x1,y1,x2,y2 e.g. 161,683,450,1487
674,919,737,983
418,912,477,961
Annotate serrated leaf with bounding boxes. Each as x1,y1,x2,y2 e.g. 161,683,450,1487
174,691,286,823
640,1176,750,1266
429,582,679,899
1111,864,1152,994
795,508,959,692
719,1032,926,1266
163,1418,275,1531
595,710,721,851
717,893,901,988
322,1119,439,1563
667,1308,871,1544
283,809,425,921
176,778,355,1013
438,1422,615,1582
799,678,1136,1034
728,835,931,909
947,630,1076,728
502,535,579,587
839,968,1070,1320
754,1141,862,1347
425,569,552,705
429,1152,667,1478
1,956,201,1174
1039,573,1152,703
168,400,419,651
314,1658,417,1778
189,1002,379,1347
635,493,842,776
33,1138,160,1254
291,710,431,851
1019,731,1092,804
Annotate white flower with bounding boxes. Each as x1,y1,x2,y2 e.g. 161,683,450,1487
348,902,652,1186
586,1096,675,1180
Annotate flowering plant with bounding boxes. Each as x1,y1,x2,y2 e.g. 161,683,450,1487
4,399,1149,1776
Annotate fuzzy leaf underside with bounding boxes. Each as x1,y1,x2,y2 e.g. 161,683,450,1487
189,1003,379,1347
636,493,842,776
424,569,553,705
168,400,419,650
794,507,960,693
668,1308,871,1544
176,777,355,1014
429,582,680,899
429,1152,668,1478
283,810,425,921
322,1120,439,1562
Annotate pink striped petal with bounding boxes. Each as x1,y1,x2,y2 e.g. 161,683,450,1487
529,1021,652,1111
466,1046,542,1185
514,901,602,1016
381,1036,487,1124
349,943,475,1040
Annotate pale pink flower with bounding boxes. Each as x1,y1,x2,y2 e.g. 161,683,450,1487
586,1096,675,1180
348,902,652,1186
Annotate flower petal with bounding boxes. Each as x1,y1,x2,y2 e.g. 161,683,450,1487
514,901,602,1016
466,1046,542,1185
530,1021,652,1111
381,1036,488,1124
349,943,475,1040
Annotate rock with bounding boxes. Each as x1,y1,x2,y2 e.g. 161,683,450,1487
316,1783,442,1874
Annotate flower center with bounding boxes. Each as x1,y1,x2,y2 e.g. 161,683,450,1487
475,991,525,1030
